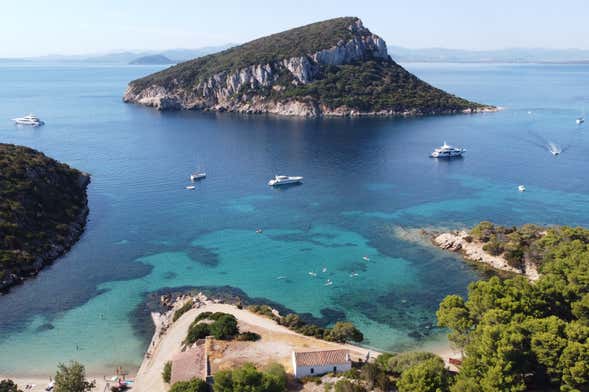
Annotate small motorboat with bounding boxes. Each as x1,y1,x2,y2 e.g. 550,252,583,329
577,117,585,124
268,175,303,186
324,279,333,286
322,267,327,273
362,256,370,262
276,276,286,280
308,272,317,277
518,185,526,192
190,172,206,181
256,228,263,234
185,185,196,190
349,272,359,277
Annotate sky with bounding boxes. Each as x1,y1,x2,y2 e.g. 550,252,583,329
2,0,589,57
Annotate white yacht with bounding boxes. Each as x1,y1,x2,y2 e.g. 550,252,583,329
577,117,585,124
518,185,526,192
268,175,303,186
12,114,44,127
190,172,206,181
430,142,465,158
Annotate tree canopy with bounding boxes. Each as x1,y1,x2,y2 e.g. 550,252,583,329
54,361,95,392
437,223,589,391
214,363,287,392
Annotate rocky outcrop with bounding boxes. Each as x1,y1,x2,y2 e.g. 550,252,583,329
434,231,539,281
124,17,493,117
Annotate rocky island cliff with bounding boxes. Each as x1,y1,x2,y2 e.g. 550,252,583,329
124,17,494,117
0,144,90,292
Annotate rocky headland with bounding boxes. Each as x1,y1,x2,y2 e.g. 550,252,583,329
0,144,90,293
433,230,540,281
124,17,495,117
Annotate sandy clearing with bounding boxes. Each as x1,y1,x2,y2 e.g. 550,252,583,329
133,301,377,392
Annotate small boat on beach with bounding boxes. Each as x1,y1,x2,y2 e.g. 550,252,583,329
45,381,55,391
268,175,303,186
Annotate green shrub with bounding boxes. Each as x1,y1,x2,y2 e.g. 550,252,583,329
209,314,239,340
213,363,286,392
387,352,439,375
0,379,22,392
185,323,210,344
173,301,193,322
169,378,208,392
325,322,364,343
236,332,261,341
162,361,172,383
333,379,366,392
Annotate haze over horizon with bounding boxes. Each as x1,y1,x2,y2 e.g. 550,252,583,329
2,0,589,58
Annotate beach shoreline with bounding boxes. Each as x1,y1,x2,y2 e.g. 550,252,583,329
1,292,459,392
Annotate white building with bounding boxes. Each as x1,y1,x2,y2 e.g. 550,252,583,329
292,349,352,378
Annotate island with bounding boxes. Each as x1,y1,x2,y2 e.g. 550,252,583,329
0,144,90,292
130,54,176,65
124,17,495,117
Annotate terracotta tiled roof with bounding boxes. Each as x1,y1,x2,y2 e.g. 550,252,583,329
294,350,350,367
170,344,207,384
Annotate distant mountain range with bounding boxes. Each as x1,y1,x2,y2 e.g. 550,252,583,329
0,45,236,65
387,46,589,63
2,45,589,65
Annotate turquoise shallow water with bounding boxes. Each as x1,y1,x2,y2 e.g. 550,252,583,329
1,62,589,375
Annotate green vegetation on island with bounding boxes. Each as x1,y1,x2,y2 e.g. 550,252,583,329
0,144,89,292
126,17,489,116
437,223,589,391
131,17,361,90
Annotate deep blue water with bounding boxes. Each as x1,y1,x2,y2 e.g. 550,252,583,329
0,62,588,375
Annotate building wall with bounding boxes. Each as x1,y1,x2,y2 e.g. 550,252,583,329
293,363,352,378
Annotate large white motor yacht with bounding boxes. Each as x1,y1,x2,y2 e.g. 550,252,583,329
12,114,45,127
430,142,465,158
268,175,303,186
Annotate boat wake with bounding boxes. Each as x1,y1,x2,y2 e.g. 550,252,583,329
526,130,569,156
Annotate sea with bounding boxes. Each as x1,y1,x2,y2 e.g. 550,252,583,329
0,62,588,376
